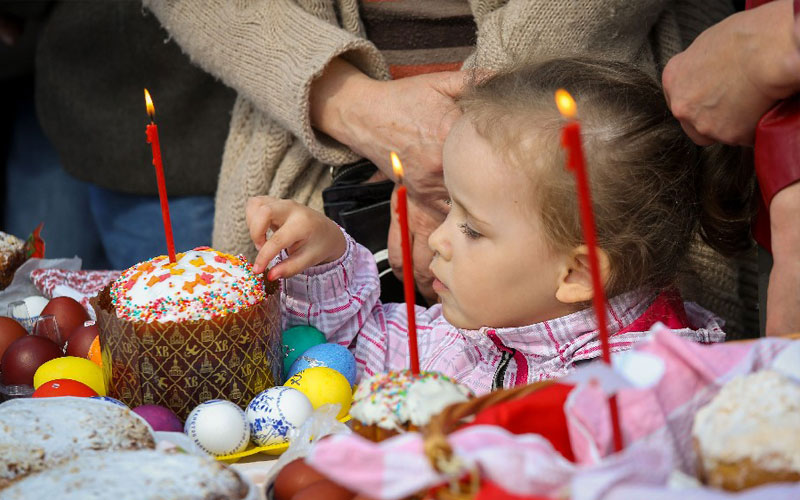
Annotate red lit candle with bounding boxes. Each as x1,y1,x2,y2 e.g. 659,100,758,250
144,89,176,264
555,89,623,452
391,152,420,375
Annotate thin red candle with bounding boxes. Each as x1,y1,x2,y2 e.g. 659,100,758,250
144,89,176,264
555,89,623,452
391,152,420,375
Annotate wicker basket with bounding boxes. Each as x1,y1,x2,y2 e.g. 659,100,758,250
419,381,556,500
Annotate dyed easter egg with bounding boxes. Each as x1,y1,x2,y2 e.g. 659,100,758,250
133,404,183,432
284,367,352,419
40,296,89,341
282,326,326,379
184,400,249,456
32,378,98,398
65,323,99,358
287,343,357,386
33,356,106,395
245,386,313,446
0,316,27,361
1,335,62,386
91,395,128,407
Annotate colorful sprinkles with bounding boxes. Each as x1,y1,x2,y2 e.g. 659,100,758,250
350,370,472,429
109,247,265,323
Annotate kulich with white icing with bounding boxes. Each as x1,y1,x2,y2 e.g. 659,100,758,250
351,370,472,430
693,370,800,476
109,247,265,323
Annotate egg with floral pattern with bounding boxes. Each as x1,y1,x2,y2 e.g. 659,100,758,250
245,386,313,447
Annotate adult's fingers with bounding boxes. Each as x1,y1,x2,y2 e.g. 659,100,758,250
679,120,715,147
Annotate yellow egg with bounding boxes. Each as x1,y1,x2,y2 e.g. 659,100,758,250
33,356,106,396
284,366,352,419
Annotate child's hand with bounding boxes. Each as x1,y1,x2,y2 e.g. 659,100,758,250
246,196,347,279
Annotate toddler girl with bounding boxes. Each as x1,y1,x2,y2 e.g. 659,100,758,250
246,58,752,394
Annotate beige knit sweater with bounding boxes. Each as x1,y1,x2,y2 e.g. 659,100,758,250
143,0,755,335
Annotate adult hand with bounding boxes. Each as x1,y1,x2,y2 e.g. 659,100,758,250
766,181,800,336
662,0,800,146
387,190,447,303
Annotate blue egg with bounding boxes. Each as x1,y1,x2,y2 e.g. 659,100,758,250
286,343,356,386
90,396,128,408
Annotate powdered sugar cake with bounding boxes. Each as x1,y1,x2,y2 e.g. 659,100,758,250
0,397,154,488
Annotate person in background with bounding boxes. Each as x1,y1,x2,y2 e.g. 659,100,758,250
662,0,800,336
4,1,236,270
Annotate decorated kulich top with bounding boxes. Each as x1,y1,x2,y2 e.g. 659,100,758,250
350,370,472,430
109,247,265,323
693,370,800,474
0,231,24,256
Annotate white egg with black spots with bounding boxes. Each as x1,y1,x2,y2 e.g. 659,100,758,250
184,399,249,456
246,386,313,446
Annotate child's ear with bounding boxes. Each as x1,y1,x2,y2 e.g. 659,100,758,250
555,245,611,304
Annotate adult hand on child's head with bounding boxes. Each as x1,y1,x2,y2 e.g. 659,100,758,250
766,182,800,336
387,190,448,304
245,196,346,279
311,58,461,211
662,0,800,146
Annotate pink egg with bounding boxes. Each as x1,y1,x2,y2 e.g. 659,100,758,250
132,404,183,432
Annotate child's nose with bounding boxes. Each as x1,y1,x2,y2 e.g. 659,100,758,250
428,224,451,260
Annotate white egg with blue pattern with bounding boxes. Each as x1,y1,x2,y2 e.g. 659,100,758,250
184,399,249,456
245,386,313,447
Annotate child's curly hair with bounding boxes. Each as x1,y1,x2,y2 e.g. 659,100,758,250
458,57,754,296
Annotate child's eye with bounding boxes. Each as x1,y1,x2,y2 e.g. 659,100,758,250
458,223,482,239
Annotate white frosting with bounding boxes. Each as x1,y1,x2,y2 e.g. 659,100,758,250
109,248,265,323
693,370,800,473
350,370,472,430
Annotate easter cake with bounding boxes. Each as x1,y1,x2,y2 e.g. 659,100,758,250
91,247,282,419
0,231,26,291
0,449,253,499
0,397,154,488
692,370,800,491
351,370,472,441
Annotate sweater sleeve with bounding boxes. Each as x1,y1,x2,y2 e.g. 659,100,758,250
143,0,389,166
466,0,670,73
279,232,444,376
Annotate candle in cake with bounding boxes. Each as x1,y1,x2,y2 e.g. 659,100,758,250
144,89,176,264
555,89,623,452
390,152,420,375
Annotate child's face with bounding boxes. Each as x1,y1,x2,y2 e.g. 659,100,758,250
428,118,570,330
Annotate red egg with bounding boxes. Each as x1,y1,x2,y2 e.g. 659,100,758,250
0,317,27,361
0,335,62,386
65,323,100,358
41,297,89,343
273,459,327,500
32,378,98,398
291,479,355,500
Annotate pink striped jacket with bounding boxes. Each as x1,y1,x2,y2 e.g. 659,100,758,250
279,234,725,395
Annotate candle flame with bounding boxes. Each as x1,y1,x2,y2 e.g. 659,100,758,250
144,88,155,120
390,151,404,181
555,89,576,119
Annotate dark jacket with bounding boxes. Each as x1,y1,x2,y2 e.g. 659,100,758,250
35,0,235,196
